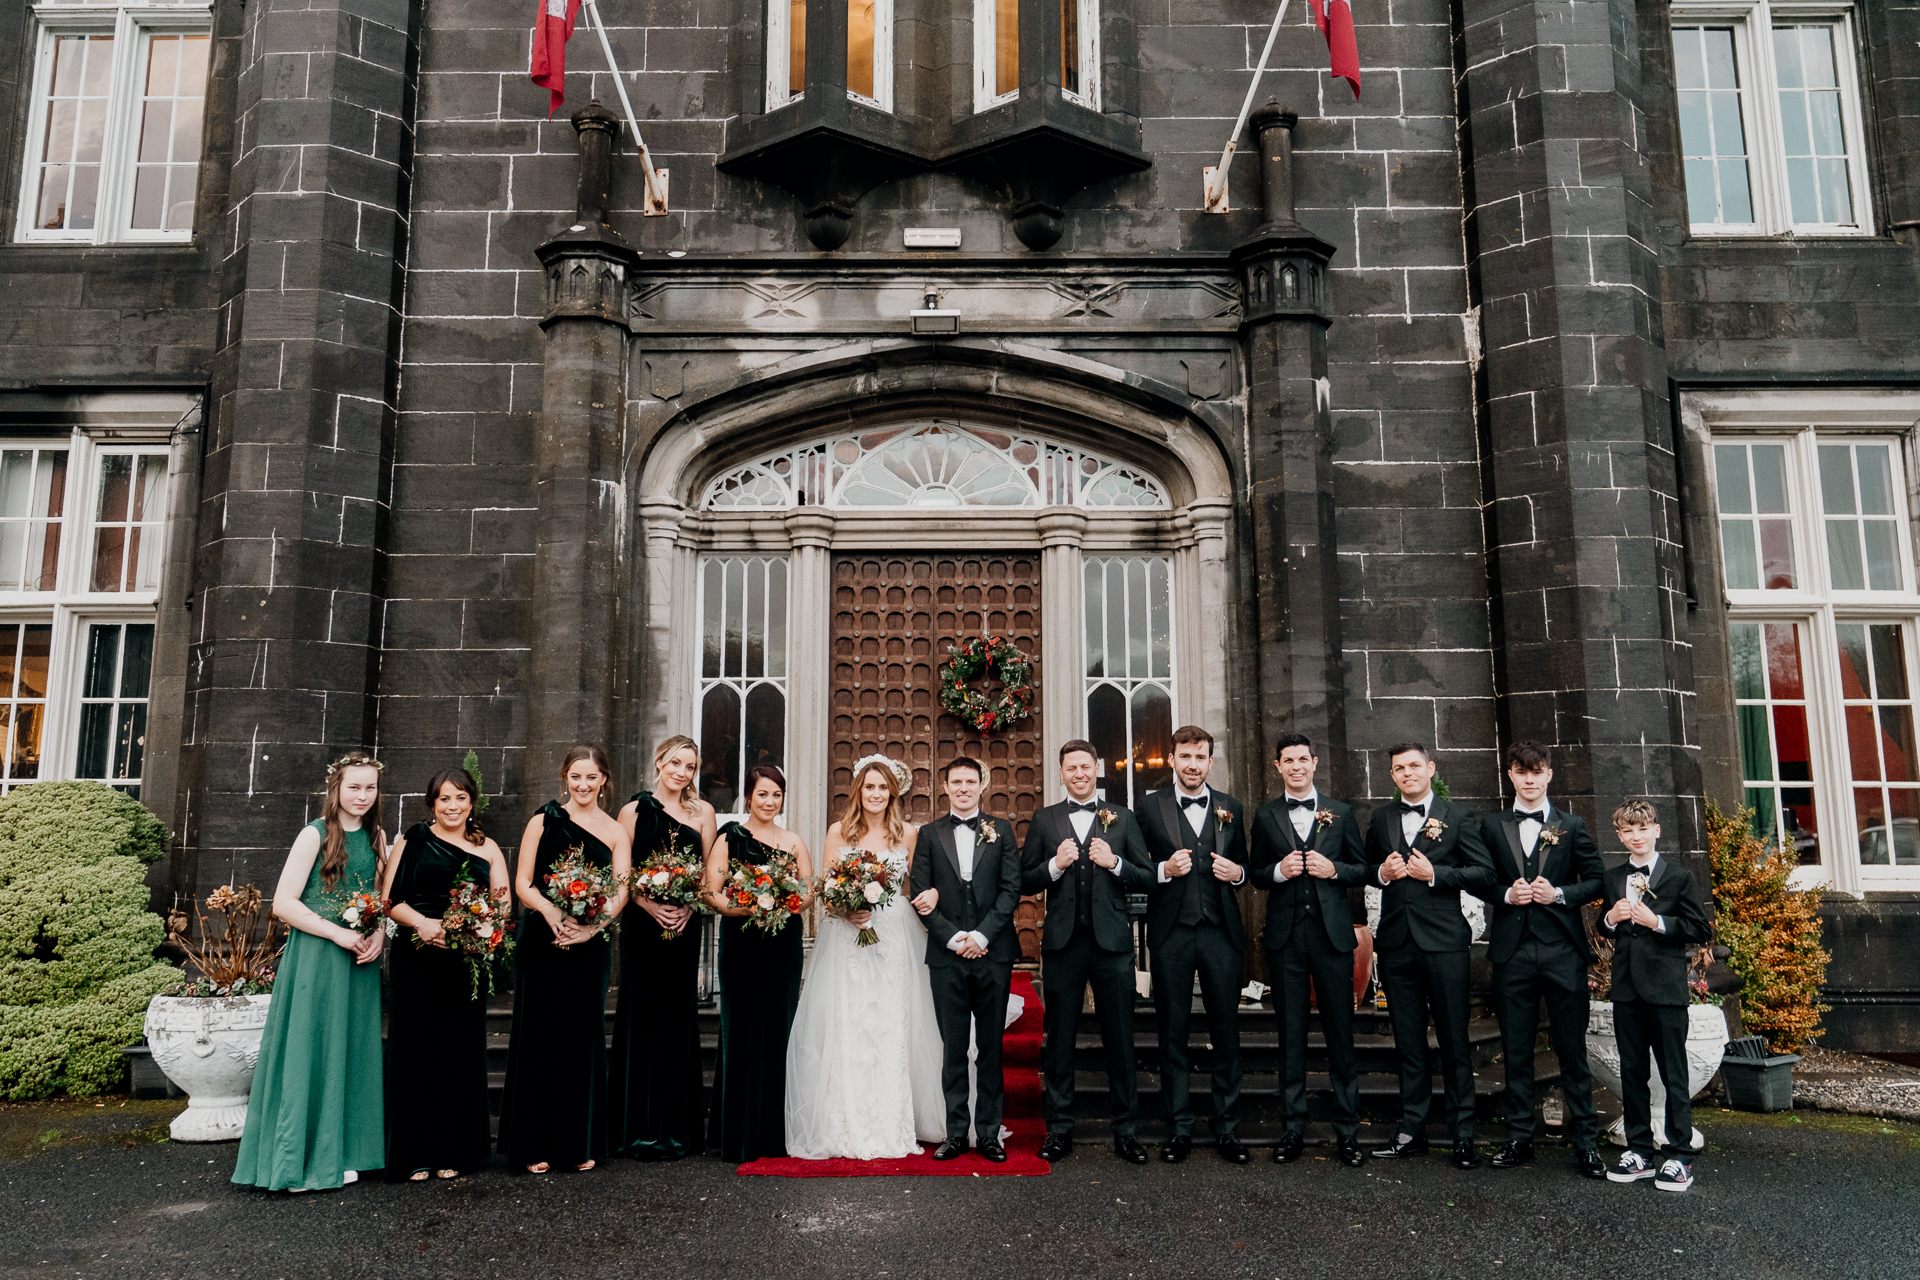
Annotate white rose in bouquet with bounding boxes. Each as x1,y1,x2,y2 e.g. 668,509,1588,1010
863,881,884,903
756,893,776,911
651,870,671,887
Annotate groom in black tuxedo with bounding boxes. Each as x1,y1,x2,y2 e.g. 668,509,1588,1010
909,756,1023,1163
1141,725,1252,1165
1020,739,1155,1164
1365,741,1496,1169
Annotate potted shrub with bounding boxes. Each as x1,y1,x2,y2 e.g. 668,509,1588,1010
143,884,283,1141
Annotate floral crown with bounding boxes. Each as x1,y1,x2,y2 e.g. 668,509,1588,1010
851,753,912,792
326,752,384,780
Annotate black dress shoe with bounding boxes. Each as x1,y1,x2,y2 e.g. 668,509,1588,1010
1271,1132,1306,1164
1217,1135,1251,1165
1337,1137,1367,1167
1574,1147,1607,1180
1159,1135,1192,1164
1114,1136,1150,1164
1489,1140,1534,1169
1371,1134,1430,1160
1038,1135,1073,1162
933,1140,965,1162
979,1139,1007,1164
1452,1144,1484,1170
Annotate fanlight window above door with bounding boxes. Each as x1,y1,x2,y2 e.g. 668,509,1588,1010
700,423,1169,511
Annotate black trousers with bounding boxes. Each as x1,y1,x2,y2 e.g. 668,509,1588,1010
1492,938,1598,1146
1040,925,1139,1138
1270,923,1359,1137
1377,942,1475,1143
1150,920,1242,1138
928,957,1013,1144
1614,997,1696,1158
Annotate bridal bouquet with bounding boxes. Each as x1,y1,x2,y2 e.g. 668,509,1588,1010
822,847,898,947
630,839,709,940
722,854,808,936
331,890,386,937
419,861,515,998
543,844,619,934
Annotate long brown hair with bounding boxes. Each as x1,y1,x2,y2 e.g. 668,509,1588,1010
321,753,387,890
424,767,486,846
654,734,701,810
838,760,907,850
561,743,614,809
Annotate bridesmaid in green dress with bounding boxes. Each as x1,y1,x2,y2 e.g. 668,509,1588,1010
609,734,715,1159
232,753,388,1192
703,764,812,1161
497,744,631,1174
380,766,510,1181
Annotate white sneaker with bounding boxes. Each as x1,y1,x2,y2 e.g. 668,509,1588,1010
342,1170,358,1186
1607,1151,1656,1183
1654,1158,1694,1192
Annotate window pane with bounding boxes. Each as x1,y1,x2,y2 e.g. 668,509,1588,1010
1721,520,1758,589
766,558,788,679
1149,557,1171,679
1060,0,1079,95
82,623,119,699
1856,446,1893,514
1892,789,1920,865
1765,621,1804,698
76,703,112,781
847,0,876,100
1087,682,1127,803
120,624,154,699
1125,558,1147,678
1879,707,1917,783
1864,522,1901,590
1817,444,1854,513
702,560,723,678
1751,444,1788,512
1827,520,1864,590
20,625,49,699
114,702,146,783
1784,157,1818,223
699,684,742,814
1738,704,1774,781
1730,621,1763,698
743,683,786,780
1715,444,1753,513
1758,519,1795,589
1870,624,1908,699
745,558,766,678
1845,705,1880,781
1083,560,1104,677
996,0,1019,96
1836,622,1869,697
723,557,745,677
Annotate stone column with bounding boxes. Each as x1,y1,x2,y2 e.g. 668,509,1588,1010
1232,101,1343,801
528,104,641,787
1035,508,1087,804
1190,501,1234,788
639,499,690,759
783,508,837,850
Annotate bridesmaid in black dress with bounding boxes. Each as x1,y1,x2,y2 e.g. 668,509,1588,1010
608,733,715,1160
497,744,631,1174
380,766,510,1181
703,764,812,1161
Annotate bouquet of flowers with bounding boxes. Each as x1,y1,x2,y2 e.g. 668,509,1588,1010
333,891,385,937
821,847,899,947
722,853,809,936
543,844,619,934
419,861,515,998
630,838,708,940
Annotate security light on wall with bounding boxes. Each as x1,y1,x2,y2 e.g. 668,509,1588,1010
909,287,960,335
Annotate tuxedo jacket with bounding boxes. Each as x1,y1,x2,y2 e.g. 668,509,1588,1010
1363,795,1496,953
1248,795,1368,953
1477,805,1605,965
1138,788,1249,951
910,812,1024,968
1019,800,1154,954
1599,856,1711,1006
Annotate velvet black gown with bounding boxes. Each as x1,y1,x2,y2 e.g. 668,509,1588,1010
607,790,705,1160
707,822,804,1162
496,802,613,1169
385,823,495,1178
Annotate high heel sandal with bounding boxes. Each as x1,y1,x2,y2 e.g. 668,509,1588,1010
435,1169,459,1180
409,1170,430,1182
574,1159,596,1172
526,1162,550,1174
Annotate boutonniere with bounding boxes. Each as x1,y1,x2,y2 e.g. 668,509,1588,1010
978,819,998,843
1315,808,1336,829
1215,806,1233,826
1421,816,1447,841
1537,825,1562,847
1096,808,1117,831
1627,870,1657,902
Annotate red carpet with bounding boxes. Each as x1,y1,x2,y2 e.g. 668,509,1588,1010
738,972,1050,1177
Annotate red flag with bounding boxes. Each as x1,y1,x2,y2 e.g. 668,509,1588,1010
1308,0,1361,100
531,0,582,115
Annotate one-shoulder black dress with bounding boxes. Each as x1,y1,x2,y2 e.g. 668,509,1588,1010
607,790,705,1160
496,801,612,1169
708,821,804,1161
385,822,495,1177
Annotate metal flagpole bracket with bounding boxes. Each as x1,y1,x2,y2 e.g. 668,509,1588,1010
580,0,670,215
1203,0,1292,214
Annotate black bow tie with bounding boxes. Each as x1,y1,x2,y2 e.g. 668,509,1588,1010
951,815,979,830
1397,800,1427,814
1285,796,1316,810
1179,794,1209,809
1068,801,1098,814
1516,809,1546,822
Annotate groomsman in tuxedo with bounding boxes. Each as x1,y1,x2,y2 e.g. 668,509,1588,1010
910,757,1024,1163
1364,741,1496,1169
1248,732,1369,1168
1141,725,1251,1164
1477,741,1607,1179
1020,739,1156,1164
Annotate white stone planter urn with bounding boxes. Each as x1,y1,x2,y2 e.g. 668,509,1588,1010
1587,1000,1729,1149
143,994,273,1142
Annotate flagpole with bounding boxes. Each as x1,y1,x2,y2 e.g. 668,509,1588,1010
578,0,669,215
1203,0,1291,214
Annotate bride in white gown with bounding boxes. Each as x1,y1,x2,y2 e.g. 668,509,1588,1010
785,756,946,1159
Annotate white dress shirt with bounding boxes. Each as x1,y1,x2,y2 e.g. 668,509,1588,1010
1382,792,1442,890
1157,785,1246,886
1047,800,1124,880
1275,790,1318,882
1503,801,1567,906
945,808,990,954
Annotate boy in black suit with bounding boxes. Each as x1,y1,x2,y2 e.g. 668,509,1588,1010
1364,741,1496,1169
1600,799,1712,1192
1477,740,1607,1178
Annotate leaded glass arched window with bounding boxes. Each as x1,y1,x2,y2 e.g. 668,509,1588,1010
700,422,1168,511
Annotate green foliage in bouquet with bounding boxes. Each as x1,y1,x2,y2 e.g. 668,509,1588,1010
1707,798,1830,1054
0,782,181,1099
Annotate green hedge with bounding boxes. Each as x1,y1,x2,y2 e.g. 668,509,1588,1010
0,782,181,1099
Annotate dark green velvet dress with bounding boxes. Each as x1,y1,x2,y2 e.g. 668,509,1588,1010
607,790,705,1160
708,822,804,1162
496,801,612,1169
384,823,494,1178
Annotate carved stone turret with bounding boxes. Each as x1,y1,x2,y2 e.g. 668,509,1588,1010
536,102,641,325
1230,101,1336,322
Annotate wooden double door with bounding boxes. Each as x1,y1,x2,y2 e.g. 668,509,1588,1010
828,552,1045,959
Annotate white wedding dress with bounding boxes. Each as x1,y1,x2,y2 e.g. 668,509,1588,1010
784,847,946,1159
